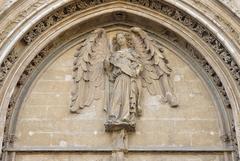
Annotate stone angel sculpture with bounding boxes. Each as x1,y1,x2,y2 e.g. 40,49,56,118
70,27,178,132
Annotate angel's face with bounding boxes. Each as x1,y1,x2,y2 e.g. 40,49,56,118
116,33,127,47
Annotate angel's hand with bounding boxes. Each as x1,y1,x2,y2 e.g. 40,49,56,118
136,68,141,76
103,59,108,68
136,64,143,76
103,59,111,72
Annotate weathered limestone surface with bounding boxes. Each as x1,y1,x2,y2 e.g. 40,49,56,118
1,0,240,160
14,45,221,149
15,153,224,161
0,0,17,15
218,0,240,17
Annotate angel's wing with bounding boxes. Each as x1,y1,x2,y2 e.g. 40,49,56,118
130,27,178,107
70,28,110,113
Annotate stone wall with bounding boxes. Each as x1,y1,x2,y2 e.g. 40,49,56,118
13,43,224,160
1,0,239,160
15,153,224,161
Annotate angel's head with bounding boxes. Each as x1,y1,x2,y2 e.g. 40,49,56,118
113,32,133,51
116,33,127,47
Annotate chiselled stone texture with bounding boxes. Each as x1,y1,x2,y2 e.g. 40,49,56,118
14,44,222,149
0,0,238,114
218,0,240,17
0,0,50,44
15,153,224,161
22,0,112,44
70,28,178,135
159,29,231,109
185,0,240,46
20,0,240,88
0,0,17,15
0,1,239,104
0,49,18,86
0,0,239,160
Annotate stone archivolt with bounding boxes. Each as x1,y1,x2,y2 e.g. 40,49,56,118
19,0,240,88
1,26,236,160
0,0,50,45
0,0,239,92
0,50,18,87
0,0,240,161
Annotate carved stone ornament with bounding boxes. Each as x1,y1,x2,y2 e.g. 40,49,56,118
0,49,18,86
0,0,49,44
70,27,178,133
0,1,239,160
19,0,240,88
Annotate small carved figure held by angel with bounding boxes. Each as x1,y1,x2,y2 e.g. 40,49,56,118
70,27,178,132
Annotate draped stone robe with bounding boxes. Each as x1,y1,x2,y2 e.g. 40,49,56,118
108,48,142,124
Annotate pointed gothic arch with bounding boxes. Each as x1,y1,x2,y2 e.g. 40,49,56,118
0,1,240,161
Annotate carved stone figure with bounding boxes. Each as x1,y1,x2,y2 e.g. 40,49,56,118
70,27,178,132
104,33,143,132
